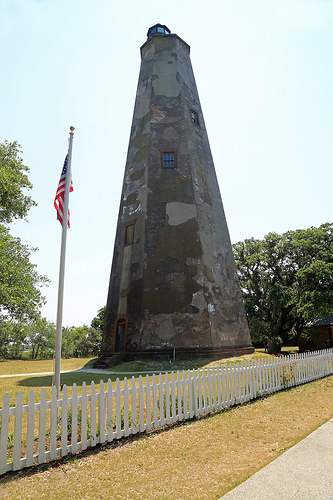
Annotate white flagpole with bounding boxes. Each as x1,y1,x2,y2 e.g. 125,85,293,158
54,126,75,398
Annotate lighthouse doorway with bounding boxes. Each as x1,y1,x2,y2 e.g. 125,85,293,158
115,319,126,352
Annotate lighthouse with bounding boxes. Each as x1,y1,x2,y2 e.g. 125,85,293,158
99,24,253,363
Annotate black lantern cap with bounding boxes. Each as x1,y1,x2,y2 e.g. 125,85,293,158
147,24,171,38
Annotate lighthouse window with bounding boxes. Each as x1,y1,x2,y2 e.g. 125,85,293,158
125,223,135,245
163,152,175,168
190,110,199,126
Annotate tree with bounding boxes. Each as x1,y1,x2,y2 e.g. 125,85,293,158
0,140,49,321
0,226,49,321
73,326,102,357
0,319,27,359
233,223,333,352
91,306,106,332
0,141,36,225
24,317,55,359
61,325,102,358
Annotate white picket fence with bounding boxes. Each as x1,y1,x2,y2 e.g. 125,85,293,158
0,349,332,475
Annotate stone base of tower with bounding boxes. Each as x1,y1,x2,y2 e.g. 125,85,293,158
94,345,254,368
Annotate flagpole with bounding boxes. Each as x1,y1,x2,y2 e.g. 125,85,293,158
54,126,75,398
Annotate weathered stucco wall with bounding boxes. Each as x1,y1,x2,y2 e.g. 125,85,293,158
101,31,252,357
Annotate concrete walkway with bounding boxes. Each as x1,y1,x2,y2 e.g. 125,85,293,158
221,418,333,499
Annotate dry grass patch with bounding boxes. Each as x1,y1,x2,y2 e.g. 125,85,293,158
0,375,332,500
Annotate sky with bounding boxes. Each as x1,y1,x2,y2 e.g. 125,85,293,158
1,0,332,327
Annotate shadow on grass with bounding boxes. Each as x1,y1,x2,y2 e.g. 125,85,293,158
17,371,118,389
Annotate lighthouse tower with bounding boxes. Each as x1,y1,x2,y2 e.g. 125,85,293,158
100,25,253,363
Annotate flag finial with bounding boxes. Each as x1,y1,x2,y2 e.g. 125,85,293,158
70,126,75,132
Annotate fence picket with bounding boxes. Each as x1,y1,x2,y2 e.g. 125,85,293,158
26,389,35,467
182,370,189,419
171,372,177,422
165,374,171,424
99,380,106,444
131,376,138,434
123,377,130,437
207,369,212,412
115,378,122,439
192,371,199,418
50,386,58,460
152,374,158,428
71,384,78,454
145,375,152,431
158,374,165,427
38,387,47,464
230,365,235,406
90,381,97,446
13,390,23,471
106,379,113,441
81,382,88,450
216,367,221,410
188,370,194,418
175,371,182,421
0,392,10,474
138,376,145,432
61,385,68,457
197,370,203,415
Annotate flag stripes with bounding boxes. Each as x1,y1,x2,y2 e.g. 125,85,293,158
54,154,73,227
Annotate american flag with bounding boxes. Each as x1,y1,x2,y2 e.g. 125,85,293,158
54,154,73,227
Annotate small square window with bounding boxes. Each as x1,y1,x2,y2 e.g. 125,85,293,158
125,223,135,245
163,152,175,168
190,110,199,126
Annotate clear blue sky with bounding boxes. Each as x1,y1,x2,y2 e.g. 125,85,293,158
1,0,332,327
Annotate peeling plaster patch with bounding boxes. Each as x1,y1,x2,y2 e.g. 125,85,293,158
166,202,197,226
208,303,215,314
163,126,179,141
151,104,166,123
192,290,205,309
157,318,175,341
136,90,151,119
129,203,142,216
152,59,181,97
130,168,145,181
